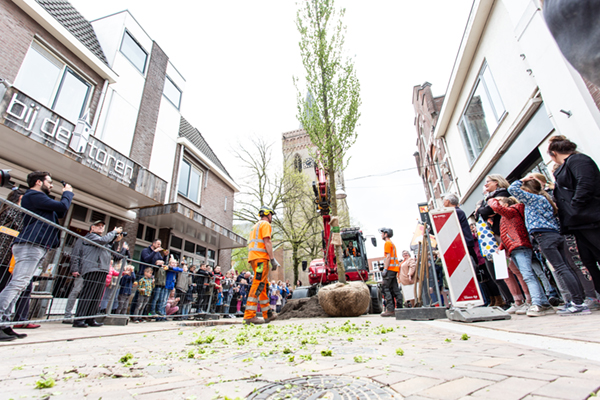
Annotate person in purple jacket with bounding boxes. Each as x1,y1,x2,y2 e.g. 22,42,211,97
0,171,73,341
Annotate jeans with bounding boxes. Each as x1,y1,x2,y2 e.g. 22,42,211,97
149,286,167,314
534,231,585,304
510,247,549,306
64,275,84,318
0,244,47,327
134,295,151,316
531,259,559,298
382,270,402,312
158,288,170,315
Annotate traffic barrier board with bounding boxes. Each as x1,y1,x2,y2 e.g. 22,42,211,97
429,208,483,308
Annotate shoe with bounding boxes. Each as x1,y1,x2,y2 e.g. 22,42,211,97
62,319,74,324
86,320,104,327
134,320,140,324
526,304,556,317
548,297,561,307
3,327,27,339
515,302,531,315
584,297,600,311
557,302,592,316
72,321,88,328
264,312,277,323
13,323,40,329
243,317,265,325
506,303,526,314
380,311,395,317
0,330,16,342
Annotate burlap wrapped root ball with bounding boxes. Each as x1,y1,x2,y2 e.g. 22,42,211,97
318,281,371,317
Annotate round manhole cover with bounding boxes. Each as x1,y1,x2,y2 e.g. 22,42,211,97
247,375,398,399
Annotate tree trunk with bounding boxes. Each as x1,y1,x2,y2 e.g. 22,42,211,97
327,157,346,284
292,242,300,287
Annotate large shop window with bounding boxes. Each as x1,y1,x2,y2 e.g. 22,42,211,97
163,76,182,109
14,42,92,123
120,30,148,73
458,62,505,165
178,159,203,203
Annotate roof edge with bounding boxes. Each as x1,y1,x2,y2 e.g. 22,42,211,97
13,0,118,83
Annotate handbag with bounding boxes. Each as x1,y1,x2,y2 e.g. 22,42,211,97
476,216,499,258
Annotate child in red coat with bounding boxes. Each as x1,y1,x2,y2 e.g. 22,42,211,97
489,197,554,317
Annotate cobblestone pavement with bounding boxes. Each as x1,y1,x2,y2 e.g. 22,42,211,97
1,312,600,400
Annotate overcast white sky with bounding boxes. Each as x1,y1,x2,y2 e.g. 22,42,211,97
71,0,473,255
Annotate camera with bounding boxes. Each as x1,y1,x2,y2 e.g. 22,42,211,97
1,170,12,188
122,232,128,237
61,180,68,186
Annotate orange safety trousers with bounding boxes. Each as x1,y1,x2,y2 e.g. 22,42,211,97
243,259,271,320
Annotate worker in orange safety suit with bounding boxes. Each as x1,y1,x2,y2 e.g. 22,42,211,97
379,227,402,317
243,205,281,324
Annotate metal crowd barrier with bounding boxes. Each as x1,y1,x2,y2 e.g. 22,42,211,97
0,197,274,326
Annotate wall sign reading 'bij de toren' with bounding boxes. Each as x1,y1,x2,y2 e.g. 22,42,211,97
0,84,167,202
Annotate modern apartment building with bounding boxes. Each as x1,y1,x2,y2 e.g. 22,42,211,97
0,0,244,279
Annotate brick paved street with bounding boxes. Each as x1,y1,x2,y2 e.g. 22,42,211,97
1,313,600,400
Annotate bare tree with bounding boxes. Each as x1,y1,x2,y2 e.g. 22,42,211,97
233,137,322,284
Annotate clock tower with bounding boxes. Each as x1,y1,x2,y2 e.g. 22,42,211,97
281,128,350,285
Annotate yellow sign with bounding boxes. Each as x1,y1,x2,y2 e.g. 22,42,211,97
0,226,20,237
419,205,429,214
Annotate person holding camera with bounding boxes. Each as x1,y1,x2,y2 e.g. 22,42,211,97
0,171,73,341
70,221,122,328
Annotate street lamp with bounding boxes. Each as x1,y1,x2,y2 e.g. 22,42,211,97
336,188,347,199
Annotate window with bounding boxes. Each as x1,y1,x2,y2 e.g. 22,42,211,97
120,30,147,73
144,226,156,243
163,76,182,109
178,159,203,203
71,204,88,222
170,235,182,249
458,62,505,164
196,245,206,259
293,154,302,173
136,223,144,239
184,240,195,253
207,249,216,267
14,42,92,123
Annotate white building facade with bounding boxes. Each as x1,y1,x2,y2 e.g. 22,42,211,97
434,0,600,214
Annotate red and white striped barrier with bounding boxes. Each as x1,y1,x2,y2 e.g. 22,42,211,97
429,208,483,307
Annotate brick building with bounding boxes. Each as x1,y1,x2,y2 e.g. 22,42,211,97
0,0,244,286
412,83,459,210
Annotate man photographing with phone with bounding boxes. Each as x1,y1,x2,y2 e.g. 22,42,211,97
0,171,73,341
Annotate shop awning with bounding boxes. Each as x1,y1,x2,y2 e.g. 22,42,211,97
0,84,167,209
138,203,247,250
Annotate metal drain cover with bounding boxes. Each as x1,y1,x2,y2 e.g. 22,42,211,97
247,375,398,399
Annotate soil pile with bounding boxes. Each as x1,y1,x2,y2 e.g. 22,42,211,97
277,296,329,320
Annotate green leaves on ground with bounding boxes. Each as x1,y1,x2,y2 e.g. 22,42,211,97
35,376,55,389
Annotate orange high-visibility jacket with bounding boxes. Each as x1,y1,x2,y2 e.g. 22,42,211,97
384,240,400,272
248,220,272,262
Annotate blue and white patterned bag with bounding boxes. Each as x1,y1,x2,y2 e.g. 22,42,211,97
476,216,499,258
